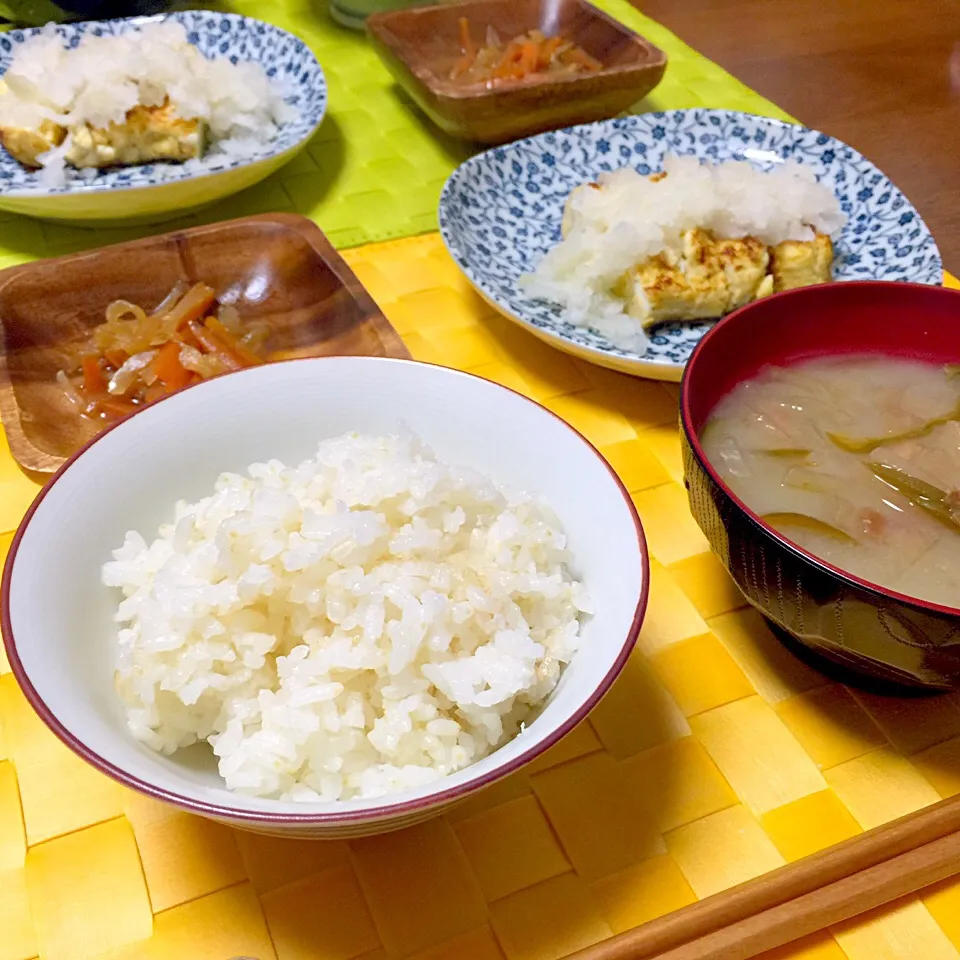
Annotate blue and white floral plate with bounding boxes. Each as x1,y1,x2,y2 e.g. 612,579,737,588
0,12,326,223
439,110,943,382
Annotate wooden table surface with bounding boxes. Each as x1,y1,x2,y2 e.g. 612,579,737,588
636,0,960,274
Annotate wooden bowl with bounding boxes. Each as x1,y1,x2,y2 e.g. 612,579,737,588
365,0,667,144
0,213,408,474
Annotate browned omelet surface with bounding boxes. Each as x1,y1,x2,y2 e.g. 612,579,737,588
624,229,832,328
770,233,834,292
0,100,204,170
623,229,773,326
0,118,65,168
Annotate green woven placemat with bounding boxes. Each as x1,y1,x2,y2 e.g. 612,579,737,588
0,0,796,263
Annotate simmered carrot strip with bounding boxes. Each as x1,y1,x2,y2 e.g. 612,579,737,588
563,46,602,71
451,52,475,79
459,16,475,57
188,320,243,371
81,355,105,394
176,324,200,350
94,395,140,420
204,317,264,366
164,282,217,331
103,348,128,368
518,40,538,76
538,35,563,68
143,381,170,404
493,41,524,78
154,341,192,390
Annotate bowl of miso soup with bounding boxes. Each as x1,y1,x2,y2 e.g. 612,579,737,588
681,281,960,689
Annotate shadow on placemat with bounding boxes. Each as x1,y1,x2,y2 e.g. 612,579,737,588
289,114,348,212
387,82,486,160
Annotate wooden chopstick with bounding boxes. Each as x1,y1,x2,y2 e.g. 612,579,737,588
646,830,960,960
564,796,960,960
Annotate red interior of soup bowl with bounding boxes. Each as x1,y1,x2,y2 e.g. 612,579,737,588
681,279,960,618
683,281,960,432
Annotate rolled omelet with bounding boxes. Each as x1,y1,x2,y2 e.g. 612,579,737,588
623,228,774,328
0,118,66,168
0,100,205,171
770,233,834,291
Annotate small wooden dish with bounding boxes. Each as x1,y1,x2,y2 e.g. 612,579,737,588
0,213,408,474
366,0,667,144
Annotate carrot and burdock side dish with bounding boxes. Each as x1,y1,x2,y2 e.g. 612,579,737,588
59,282,267,423
450,18,602,85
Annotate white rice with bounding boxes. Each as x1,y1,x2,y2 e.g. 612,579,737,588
104,431,590,801
520,154,847,351
0,20,296,186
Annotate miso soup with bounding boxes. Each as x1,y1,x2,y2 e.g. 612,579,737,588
701,356,960,608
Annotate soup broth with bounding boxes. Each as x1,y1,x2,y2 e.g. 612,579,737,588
701,356,960,608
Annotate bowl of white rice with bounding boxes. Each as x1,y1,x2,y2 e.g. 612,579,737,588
2,356,647,837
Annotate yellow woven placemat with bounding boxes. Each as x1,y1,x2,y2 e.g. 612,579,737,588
1,235,960,960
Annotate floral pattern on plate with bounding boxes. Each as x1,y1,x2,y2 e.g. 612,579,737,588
438,110,943,379
0,11,326,197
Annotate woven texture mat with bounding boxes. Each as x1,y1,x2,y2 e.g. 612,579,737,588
0,0,794,261
2,235,960,960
